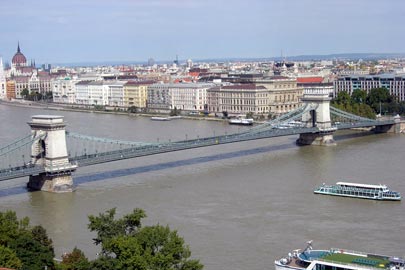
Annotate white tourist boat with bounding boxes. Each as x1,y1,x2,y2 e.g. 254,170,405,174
228,115,254,125
275,241,405,270
314,182,401,201
151,116,171,121
150,116,182,121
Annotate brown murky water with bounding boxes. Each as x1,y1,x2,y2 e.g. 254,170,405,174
1,104,404,270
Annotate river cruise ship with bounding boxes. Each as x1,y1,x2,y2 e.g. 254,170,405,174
314,182,401,201
275,241,405,270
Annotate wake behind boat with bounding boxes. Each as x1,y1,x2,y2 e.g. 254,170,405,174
275,241,405,270
314,182,401,201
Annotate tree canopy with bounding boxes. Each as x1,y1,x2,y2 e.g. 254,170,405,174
331,86,405,118
0,209,203,270
0,210,54,270
332,91,376,119
87,208,203,270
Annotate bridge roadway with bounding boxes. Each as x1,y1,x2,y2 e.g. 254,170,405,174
0,118,395,182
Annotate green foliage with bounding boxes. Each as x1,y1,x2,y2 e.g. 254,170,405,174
333,91,351,106
44,91,53,101
88,208,146,249
0,244,22,269
246,112,254,119
170,107,181,116
94,105,106,111
88,208,203,270
1,208,203,270
366,87,392,113
332,89,380,119
31,225,54,257
21,88,29,99
128,106,138,113
0,211,55,270
60,247,90,270
10,232,55,270
88,255,116,270
351,89,367,104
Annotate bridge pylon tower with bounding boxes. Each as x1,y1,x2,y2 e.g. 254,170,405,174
27,115,77,192
297,89,337,146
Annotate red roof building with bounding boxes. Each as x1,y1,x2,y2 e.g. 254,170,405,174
296,77,324,84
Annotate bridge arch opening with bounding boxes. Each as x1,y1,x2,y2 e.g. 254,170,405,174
40,139,46,158
310,110,317,127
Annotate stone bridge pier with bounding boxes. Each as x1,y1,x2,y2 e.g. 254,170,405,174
296,89,337,146
27,115,77,192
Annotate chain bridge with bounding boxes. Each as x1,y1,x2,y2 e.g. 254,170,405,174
0,90,400,192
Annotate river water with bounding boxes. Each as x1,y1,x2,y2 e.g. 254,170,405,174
0,103,404,270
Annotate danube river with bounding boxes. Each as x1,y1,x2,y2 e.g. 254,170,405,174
0,103,404,270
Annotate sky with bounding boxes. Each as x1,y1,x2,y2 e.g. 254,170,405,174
0,0,404,64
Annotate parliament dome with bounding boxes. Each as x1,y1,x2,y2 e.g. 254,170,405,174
12,43,27,67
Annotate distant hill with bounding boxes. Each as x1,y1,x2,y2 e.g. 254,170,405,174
198,53,405,63
53,52,405,67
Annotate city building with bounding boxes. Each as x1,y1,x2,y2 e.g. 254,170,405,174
38,71,52,94
207,84,269,115
147,83,171,111
11,43,27,68
334,74,405,101
255,76,303,115
170,82,214,111
207,76,303,116
105,80,127,107
52,77,77,104
147,82,215,112
8,43,37,77
6,80,16,99
13,76,29,98
75,80,93,105
74,80,129,106
123,80,155,109
0,58,6,99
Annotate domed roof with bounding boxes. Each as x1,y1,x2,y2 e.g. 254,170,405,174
12,43,27,66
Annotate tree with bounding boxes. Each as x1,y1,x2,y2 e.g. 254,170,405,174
0,211,55,270
170,107,180,116
366,87,393,113
21,88,29,99
246,112,254,119
31,225,54,256
10,232,55,270
60,247,90,270
333,91,351,106
351,89,367,104
0,245,22,269
332,90,377,119
88,208,146,249
88,208,203,270
128,106,138,113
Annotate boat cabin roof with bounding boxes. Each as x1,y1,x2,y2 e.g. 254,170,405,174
336,182,387,189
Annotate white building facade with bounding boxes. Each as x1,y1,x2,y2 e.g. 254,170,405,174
52,77,77,104
0,58,6,99
147,82,214,112
106,81,126,107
